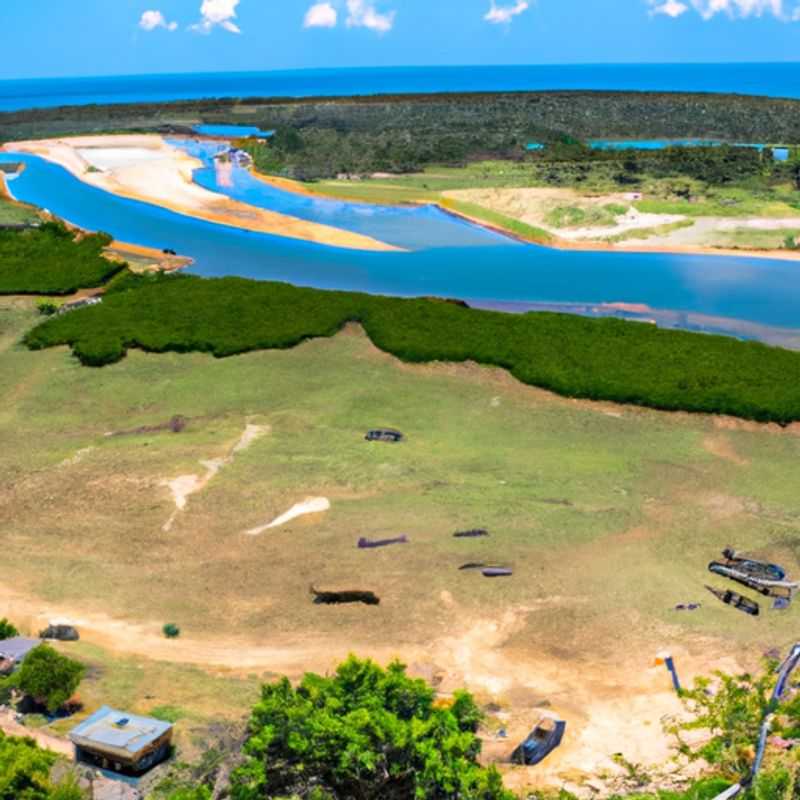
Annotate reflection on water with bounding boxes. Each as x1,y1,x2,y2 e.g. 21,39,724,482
2,150,800,345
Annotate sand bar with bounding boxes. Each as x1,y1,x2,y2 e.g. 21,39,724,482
4,136,399,252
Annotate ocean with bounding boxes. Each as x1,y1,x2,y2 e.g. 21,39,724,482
1,63,800,112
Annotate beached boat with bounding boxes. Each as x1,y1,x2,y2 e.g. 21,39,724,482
511,716,566,766
705,585,760,617
716,548,786,581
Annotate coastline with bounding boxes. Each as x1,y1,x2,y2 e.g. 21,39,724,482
252,168,800,263
3,136,401,253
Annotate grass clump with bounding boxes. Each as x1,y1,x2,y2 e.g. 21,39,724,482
545,203,627,229
23,272,800,424
0,221,123,295
439,197,554,243
163,623,181,639
603,219,695,243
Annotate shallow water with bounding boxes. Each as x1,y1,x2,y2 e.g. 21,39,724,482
3,150,800,341
192,124,274,138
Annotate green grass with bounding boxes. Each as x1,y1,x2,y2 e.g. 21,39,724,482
0,195,38,226
0,222,123,295
438,197,554,242
712,227,800,251
603,219,696,243
22,271,800,424
544,203,628,229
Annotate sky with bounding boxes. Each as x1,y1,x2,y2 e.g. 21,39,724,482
1,0,799,80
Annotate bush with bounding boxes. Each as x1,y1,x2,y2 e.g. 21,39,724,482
0,732,86,799
0,222,124,295
230,655,513,800
163,623,181,639
24,274,800,424
14,644,85,714
36,300,59,316
0,619,18,640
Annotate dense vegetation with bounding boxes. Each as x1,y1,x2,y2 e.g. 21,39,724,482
9,645,85,714
23,271,800,424
228,656,511,800
0,619,18,640
2,90,800,176
0,222,122,295
0,733,84,800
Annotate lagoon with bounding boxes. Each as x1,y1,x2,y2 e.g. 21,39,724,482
2,149,800,345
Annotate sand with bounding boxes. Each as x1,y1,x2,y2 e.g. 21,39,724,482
4,136,399,252
246,496,331,535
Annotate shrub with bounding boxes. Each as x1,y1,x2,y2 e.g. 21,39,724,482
36,300,59,316
0,619,18,640
15,644,85,714
163,623,181,639
23,274,800,424
0,222,123,295
229,655,514,800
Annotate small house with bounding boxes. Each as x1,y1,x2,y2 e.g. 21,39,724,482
0,637,40,675
69,706,173,775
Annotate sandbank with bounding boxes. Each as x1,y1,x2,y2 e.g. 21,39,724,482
4,136,399,252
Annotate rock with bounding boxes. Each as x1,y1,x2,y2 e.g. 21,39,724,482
39,623,79,641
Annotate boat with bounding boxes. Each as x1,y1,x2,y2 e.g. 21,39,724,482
716,548,786,582
705,585,760,617
511,716,566,766
482,568,513,578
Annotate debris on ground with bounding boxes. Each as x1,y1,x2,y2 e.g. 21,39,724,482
454,529,490,538
310,586,380,606
39,622,80,641
107,415,188,437
673,603,701,611
482,568,513,578
705,585,760,617
365,428,404,443
358,535,408,549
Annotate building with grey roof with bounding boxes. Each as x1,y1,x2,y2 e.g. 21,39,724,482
69,706,173,775
0,637,40,675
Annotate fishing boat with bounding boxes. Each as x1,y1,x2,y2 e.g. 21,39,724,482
511,716,566,766
705,585,760,617
716,548,786,581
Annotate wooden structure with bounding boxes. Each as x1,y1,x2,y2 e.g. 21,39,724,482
69,706,173,776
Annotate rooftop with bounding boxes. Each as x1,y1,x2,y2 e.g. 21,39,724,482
69,706,173,755
0,637,40,663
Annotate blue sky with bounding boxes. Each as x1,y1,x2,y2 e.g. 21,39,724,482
1,0,799,80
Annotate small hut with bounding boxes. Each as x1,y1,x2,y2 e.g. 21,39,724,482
69,706,173,775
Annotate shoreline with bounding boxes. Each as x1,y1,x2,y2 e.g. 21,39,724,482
3,137,400,253
252,168,800,263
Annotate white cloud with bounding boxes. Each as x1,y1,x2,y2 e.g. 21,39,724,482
346,0,396,32
650,0,690,16
484,0,530,23
650,0,800,19
139,10,178,31
192,0,241,33
304,2,338,28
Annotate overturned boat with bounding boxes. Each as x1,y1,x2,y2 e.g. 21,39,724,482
705,585,760,617
709,548,798,605
511,716,566,766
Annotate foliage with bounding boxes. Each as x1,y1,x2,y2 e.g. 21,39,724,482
229,655,514,800
0,222,122,295
24,272,800,424
165,789,212,800
36,300,59,316
149,705,187,724
163,623,181,639
0,618,19,640
14,644,85,714
0,732,85,800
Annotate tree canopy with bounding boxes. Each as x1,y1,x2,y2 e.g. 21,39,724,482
0,618,18,640
0,733,84,800
14,645,85,714
230,655,513,800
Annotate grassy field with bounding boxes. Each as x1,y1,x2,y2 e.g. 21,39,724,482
4,294,800,780
0,193,39,226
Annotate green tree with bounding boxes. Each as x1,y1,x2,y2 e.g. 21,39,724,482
230,655,514,800
15,645,84,714
0,732,86,800
0,618,18,640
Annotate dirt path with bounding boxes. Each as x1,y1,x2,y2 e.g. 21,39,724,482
0,708,73,756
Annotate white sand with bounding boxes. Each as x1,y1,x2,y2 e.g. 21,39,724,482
161,423,270,532
5,135,398,252
246,496,331,535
